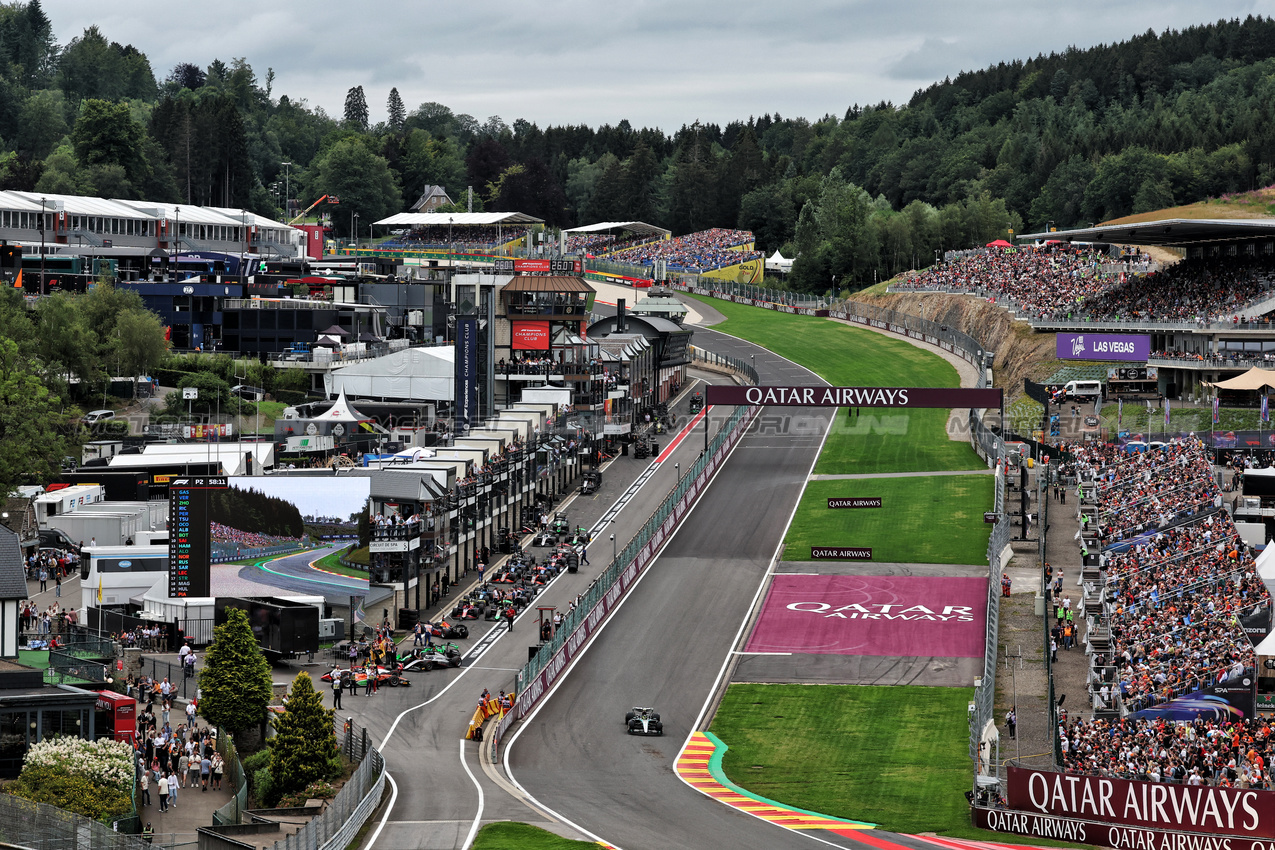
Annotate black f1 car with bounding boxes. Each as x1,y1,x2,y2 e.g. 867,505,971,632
625,706,663,736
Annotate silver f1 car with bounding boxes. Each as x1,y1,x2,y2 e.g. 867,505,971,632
625,706,663,736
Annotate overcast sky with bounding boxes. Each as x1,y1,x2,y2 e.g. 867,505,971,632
41,1,1275,132
228,477,370,520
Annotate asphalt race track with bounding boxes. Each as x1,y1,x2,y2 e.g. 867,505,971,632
237,544,368,599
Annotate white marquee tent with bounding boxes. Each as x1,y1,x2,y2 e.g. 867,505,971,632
324,346,454,401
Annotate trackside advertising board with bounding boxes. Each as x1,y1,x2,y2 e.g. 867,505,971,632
494,406,759,743
1056,332,1150,361
706,385,1003,408
978,766,1275,847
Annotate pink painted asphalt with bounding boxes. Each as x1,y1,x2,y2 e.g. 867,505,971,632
744,575,988,658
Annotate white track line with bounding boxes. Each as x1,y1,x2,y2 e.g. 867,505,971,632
460,738,485,849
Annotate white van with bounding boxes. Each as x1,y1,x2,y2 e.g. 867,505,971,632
81,409,116,425
1063,380,1102,400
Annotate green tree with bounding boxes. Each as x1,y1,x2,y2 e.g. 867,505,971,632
309,137,402,236
269,672,338,800
14,89,68,159
0,338,78,498
198,607,273,738
114,309,169,389
70,99,144,190
386,87,405,133
343,85,368,130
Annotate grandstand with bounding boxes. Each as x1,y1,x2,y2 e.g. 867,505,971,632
563,221,669,258
373,211,543,252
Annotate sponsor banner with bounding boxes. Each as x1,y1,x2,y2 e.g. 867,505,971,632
1006,766,1275,837
494,258,581,274
811,547,873,559
455,317,478,432
1057,332,1150,362
707,385,1003,408
972,805,1275,850
827,498,882,509
745,574,988,657
511,321,550,350
510,406,758,724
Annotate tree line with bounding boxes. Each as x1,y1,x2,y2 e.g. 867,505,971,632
1,4,1274,290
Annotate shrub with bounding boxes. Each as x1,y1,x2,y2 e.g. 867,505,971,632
277,780,337,808
6,765,133,822
23,736,134,794
251,766,275,808
269,673,337,801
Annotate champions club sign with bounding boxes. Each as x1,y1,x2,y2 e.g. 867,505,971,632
976,766,1275,849
705,385,1003,408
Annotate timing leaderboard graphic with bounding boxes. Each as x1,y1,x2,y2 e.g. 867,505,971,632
168,477,228,597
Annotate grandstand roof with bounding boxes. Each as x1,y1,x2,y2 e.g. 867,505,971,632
563,221,670,237
501,275,593,293
374,211,542,226
1019,218,1275,247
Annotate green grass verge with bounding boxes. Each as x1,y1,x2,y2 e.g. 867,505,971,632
686,295,984,474
312,548,368,579
711,683,975,835
470,822,599,849
783,475,993,564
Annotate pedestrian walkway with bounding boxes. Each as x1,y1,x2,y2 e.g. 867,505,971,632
136,711,235,847
810,469,995,480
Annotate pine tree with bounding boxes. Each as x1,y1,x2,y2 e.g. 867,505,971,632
344,85,368,130
387,87,406,133
269,672,338,799
198,608,273,738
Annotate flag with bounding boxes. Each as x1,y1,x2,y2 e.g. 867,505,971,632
12,269,21,289
1117,397,1123,428
1164,398,1170,426
96,576,102,604
1213,396,1220,425
1263,394,1270,424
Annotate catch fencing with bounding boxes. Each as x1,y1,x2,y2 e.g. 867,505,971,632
265,748,384,850
211,727,248,827
0,790,160,849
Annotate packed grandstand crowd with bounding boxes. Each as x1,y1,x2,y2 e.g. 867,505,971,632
604,228,762,271
210,521,300,550
895,245,1275,324
380,226,528,250
564,233,660,256
1054,437,1273,785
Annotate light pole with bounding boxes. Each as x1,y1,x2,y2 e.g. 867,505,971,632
39,196,46,296
240,210,248,280
281,162,291,219
610,533,616,562
353,212,359,248
674,462,679,481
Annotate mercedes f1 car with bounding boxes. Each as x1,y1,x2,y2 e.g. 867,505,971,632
625,706,663,736
401,643,463,671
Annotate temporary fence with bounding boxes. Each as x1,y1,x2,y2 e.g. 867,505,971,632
133,655,198,702
971,468,1009,761
0,790,159,849
492,401,760,758
48,647,111,684
211,727,248,827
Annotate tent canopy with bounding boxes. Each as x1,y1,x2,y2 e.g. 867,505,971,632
986,239,1013,248
1203,367,1275,391
324,346,454,402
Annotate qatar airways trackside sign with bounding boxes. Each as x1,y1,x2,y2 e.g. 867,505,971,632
705,385,1003,408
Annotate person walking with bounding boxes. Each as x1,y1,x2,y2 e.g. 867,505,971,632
1005,707,1017,739
139,767,151,807
332,671,343,710
505,605,515,632
167,769,178,807
1050,637,1058,662
200,754,211,791
157,772,169,813
37,566,47,592
212,753,224,791
54,571,61,598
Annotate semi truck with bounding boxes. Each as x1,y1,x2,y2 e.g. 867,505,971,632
214,596,320,660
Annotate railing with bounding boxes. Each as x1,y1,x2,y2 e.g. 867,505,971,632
48,648,111,684
690,346,762,383
134,655,199,701
971,469,1008,765
211,542,309,564
0,790,159,849
267,748,384,850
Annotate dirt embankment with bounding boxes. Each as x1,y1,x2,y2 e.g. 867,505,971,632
856,291,1060,403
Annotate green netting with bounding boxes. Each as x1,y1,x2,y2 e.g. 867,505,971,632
1044,363,1116,384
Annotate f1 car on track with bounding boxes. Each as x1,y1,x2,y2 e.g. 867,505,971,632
320,666,411,687
625,706,663,736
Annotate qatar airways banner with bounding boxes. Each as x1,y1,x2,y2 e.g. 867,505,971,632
705,385,1003,408
1005,766,1275,838
1057,332,1150,362
744,575,987,657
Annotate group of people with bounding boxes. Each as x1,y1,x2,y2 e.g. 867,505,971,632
137,714,225,816
606,228,763,272
895,244,1275,325
382,226,528,251
209,521,299,550
1060,714,1274,788
20,602,77,636
564,232,658,257
1058,436,1273,782
27,547,76,584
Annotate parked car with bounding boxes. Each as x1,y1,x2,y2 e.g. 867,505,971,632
82,409,115,425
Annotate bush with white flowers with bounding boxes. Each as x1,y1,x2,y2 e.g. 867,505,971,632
23,736,135,794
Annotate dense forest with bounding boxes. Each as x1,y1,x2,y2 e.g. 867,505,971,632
3,3,1275,290
210,485,305,538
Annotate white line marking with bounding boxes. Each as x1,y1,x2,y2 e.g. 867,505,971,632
732,651,792,656
364,771,398,848
460,738,485,850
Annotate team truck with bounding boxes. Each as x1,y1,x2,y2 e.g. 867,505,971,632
214,597,320,660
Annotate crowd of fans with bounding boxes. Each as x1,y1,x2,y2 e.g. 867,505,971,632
564,233,661,256
606,228,762,271
380,226,528,251
1055,437,1274,784
209,521,299,550
895,246,1275,325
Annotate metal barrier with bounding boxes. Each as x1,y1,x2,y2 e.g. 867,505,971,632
267,748,385,850
48,648,111,684
134,656,198,701
971,469,1009,762
212,727,248,827
690,346,761,384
